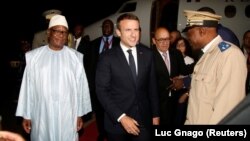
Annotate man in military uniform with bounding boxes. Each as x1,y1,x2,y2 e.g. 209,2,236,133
32,9,74,49
183,10,247,124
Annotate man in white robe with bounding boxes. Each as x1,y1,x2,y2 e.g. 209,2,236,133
16,15,92,141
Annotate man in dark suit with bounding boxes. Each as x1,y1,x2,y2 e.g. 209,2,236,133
95,13,159,141
152,27,189,125
73,23,90,55
72,23,93,124
72,23,91,77
87,19,120,141
90,19,120,63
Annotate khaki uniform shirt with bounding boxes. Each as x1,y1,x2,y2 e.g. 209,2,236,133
185,36,247,124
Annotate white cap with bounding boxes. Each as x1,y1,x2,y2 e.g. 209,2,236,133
48,15,68,29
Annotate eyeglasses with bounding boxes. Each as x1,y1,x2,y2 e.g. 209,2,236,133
50,29,69,36
155,38,170,43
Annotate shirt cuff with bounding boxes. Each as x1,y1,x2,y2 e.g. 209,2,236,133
117,113,126,122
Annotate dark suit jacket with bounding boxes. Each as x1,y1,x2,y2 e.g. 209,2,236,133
75,36,92,89
90,36,120,67
76,36,91,70
95,44,159,133
152,47,187,125
86,36,120,103
76,35,90,55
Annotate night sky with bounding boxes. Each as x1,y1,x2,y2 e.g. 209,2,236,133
1,0,128,78
7,0,128,43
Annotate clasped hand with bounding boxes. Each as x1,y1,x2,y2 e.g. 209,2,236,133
169,76,184,91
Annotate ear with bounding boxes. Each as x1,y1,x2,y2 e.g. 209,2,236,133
199,27,206,36
47,29,51,37
115,28,121,37
152,38,156,45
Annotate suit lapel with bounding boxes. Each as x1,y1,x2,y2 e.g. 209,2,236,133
136,46,143,84
155,50,170,76
77,38,84,52
115,46,136,85
169,50,175,75
95,37,102,55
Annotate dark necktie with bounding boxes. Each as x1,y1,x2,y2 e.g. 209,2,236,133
102,37,109,52
127,49,136,82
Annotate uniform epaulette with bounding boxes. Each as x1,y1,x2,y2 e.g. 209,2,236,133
218,41,231,52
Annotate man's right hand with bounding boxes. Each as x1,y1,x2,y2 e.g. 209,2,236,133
120,115,140,136
22,119,31,134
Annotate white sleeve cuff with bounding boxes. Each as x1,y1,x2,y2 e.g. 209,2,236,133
117,113,126,122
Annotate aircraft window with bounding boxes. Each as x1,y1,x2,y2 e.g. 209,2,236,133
246,5,250,18
224,5,236,18
119,2,137,13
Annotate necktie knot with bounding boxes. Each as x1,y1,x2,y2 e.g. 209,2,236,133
127,49,132,54
162,52,167,58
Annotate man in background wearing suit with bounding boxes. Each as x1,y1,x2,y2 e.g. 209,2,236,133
152,27,189,125
95,13,159,141
87,19,120,141
73,23,90,55
72,23,92,123
72,23,91,72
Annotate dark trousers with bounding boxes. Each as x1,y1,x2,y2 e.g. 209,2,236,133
175,100,188,125
159,96,176,125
